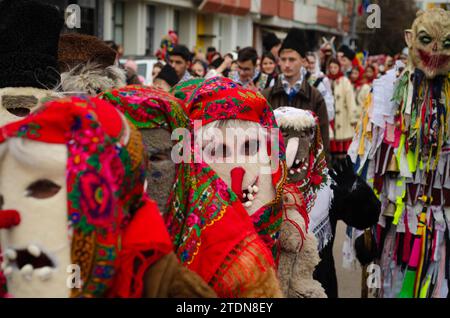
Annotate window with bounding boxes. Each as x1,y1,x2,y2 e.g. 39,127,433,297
146,5,156,56
113,1,124,45
174,9,181,36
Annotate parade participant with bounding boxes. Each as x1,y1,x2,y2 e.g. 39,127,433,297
263,32,282,60
191,60,207,78
348,8,450,298
263,28,330,161
153,64,180,92
169,45,193,83
189,77,287,262
232,47,260,90
155,30,179,63
274,106,380,298
58,33,126,95
327,58,358,164
0,0,63,127
101,84,283,297
319,37,336,74
100,86,188,215
349,67,371,120
256,52,278,91
305,52,335,124
0,96,215,298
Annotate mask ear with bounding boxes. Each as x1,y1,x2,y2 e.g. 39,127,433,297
404,29,413,48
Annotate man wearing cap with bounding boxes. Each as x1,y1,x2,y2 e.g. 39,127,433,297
262,28,330,160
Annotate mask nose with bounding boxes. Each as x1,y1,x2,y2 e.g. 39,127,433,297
0,210,21,229
230,167,245,200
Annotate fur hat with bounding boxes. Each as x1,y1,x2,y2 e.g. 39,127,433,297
0,0,64,89
58,33,117,72
279,28,308,58
155,64,179,87
274,107,317,131
263,32,281,52
338,45,356,61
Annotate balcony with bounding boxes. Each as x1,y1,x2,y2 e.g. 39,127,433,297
198,0,251,16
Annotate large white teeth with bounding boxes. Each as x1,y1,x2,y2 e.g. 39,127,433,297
295,159,300,165
35,267,52,281
5,249,17,261
20,264,34,280
244,201,253,208
252,186,259,193
289,170,295,175
27,245,41,258
247,193,255,201
4,266,13,277
296,168,301,173
247,185,254,194
243,193,247,198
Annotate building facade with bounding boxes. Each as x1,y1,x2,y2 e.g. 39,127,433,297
36,0,353,57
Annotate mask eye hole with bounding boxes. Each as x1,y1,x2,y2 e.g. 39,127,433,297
149,152,170,162
444,39,450,49
26,179,61,199
242,139,260,156
419,35,432,45
0,194,3,209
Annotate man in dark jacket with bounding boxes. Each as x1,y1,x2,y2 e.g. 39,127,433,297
262,28,330,160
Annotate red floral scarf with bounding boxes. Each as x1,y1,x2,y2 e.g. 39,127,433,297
100,85,277,297
0,96,172,297
186,77,287,261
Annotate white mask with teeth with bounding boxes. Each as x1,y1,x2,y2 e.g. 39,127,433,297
274,107,317,184
0,139,71,298
196,120,275,215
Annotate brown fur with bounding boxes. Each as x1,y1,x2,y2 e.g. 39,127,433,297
143,252,216,298
278,192,327,298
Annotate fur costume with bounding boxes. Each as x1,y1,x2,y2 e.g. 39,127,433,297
348,8,450,298
0,0,63,127
274,107,381,298
0,96,215,298
58,33,126,95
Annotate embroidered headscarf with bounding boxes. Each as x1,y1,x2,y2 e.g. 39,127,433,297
99,85,279,297
0,96,173,297
186,77,287,260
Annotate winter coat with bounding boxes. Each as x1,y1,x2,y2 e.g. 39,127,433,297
330,76,358,141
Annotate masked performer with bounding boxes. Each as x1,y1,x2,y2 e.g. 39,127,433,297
0,96,215,298
101,84,283,297
0,0,63,127
274,106,380,298
348,8,450,298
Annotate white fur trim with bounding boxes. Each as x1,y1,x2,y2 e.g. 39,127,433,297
274,107,316,131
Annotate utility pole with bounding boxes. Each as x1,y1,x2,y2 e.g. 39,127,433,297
344,0,358,49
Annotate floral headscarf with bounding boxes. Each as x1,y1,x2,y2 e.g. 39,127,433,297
0,96,173,297
100,85,277,297
170,78,205,106
99,85,188,131
186,77,287,261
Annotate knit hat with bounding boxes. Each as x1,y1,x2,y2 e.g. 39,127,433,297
0,0,64,89
263,32,281,52
155,64,179,87
58,33,117,72
338,45,356,61
279,28,308,58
